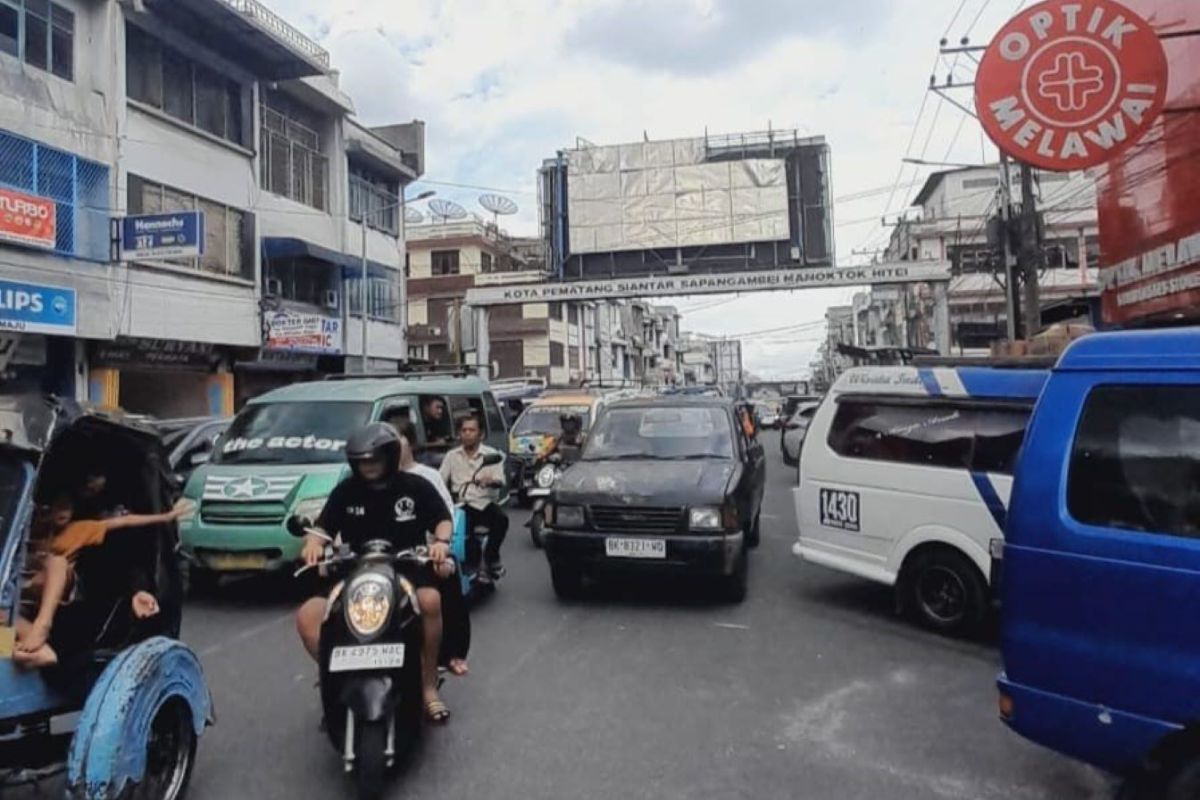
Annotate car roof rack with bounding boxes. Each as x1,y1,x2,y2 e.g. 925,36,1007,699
324,364,480,382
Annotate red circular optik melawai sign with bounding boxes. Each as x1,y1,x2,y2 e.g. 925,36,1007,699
975,0,1169,171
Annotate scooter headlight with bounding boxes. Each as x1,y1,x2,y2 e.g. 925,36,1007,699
344,574,393,640
535,464,558,489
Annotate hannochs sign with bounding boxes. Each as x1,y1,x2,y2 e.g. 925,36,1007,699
975,0,1168,172
464,263,951,307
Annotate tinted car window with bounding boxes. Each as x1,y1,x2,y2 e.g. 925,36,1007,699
215,402,372,465
828,399,1031,474
1068,386,1200,539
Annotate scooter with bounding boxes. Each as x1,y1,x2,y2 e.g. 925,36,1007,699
526,452,562,548
289,519,444,800
449,452,505,603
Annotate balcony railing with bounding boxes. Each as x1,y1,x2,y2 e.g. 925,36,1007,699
217,0,331,68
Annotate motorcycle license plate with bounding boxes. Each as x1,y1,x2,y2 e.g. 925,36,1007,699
605,538,666,559
329,644,407,673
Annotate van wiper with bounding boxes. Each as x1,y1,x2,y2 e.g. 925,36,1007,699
667,454,727,460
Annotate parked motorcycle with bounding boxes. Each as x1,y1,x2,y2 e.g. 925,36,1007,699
289,519,443,800
448,452,506,603
527,452,563,548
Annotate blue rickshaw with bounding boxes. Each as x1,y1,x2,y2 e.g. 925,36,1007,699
0,395,211,799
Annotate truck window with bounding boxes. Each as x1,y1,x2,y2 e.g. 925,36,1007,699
828,399,1031,474
1068,386,1200,539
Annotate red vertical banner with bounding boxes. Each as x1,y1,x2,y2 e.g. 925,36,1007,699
1097,1,1200,325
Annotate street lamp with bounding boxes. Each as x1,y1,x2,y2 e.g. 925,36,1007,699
359,187,435,372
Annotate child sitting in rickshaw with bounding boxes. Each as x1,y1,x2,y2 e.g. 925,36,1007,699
15,496,192,669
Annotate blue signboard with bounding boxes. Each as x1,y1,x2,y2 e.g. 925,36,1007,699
120,212,205,260
0,278,77,335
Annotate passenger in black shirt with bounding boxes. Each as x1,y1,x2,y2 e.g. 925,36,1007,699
295,423,454,722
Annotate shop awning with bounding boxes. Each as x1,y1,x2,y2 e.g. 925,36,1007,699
261,237,394,280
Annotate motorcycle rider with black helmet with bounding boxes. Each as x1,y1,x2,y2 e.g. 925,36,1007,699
294,423,456,723
550,411,586,465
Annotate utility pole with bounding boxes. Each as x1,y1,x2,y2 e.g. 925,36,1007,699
1018,162,1042,337
997,154,1020,342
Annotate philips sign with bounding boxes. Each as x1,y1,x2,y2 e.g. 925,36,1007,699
119,212,205,260
0,279,77,335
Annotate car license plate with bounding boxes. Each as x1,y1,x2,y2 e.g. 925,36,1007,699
605,537,666,559
329,644,407,673
205,552,268,571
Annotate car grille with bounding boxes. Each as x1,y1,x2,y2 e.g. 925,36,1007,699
200,502,288,526
590,505,682,534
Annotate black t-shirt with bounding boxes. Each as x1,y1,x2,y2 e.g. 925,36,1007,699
317,472,451,551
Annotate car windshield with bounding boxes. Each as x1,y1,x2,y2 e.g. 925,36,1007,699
213,402,373,465
512,405,592,436
584,406,733,461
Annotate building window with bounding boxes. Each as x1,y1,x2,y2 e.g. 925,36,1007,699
349,164,398,235
0,129,108,259
346,276,401,323
480,251,493,273
431,250,460,276
260,89,327,210
125,24,243,145
1068,386,1200,539
0,1,72,80
550,341,565,368
426,298,454,332
827,398,1032,474
568,347,580,370
265,257,334,307
568,304,579,325
548,302,563,321
128,174,252,280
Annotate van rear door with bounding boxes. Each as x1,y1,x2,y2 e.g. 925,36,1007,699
1003,376,1200,732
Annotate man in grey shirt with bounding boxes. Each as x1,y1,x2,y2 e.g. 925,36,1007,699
440,415,508,579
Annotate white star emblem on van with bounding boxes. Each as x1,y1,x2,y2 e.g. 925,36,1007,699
224,477,266,499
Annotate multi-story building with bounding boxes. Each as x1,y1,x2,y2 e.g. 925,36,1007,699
876,164,1099,352
0,0,422,416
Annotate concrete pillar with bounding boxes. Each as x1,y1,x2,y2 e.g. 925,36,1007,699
472,306,490,381
933,281,952,355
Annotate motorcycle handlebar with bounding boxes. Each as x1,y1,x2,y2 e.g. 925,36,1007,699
293,546,454,578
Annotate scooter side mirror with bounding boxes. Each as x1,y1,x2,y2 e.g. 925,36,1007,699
482,453,504,467
286,515,312,538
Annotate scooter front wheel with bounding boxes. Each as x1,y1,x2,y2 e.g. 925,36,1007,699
355,719,388,800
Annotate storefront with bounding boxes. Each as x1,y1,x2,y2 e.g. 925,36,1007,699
0,278,80,396
88,338,233,419
234,309,344,406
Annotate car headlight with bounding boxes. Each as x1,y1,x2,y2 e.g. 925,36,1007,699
689,506,723,530
535,464,558,489
556,505,585,528
293,496,328,521
344,574,393,639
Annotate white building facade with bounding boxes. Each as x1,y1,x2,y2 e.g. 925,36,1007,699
0,0,422,416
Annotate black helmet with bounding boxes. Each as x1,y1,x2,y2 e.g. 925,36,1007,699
345,423,401,484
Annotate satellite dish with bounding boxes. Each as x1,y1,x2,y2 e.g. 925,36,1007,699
404,206,424,224
479,193,518,227
428,199,468,223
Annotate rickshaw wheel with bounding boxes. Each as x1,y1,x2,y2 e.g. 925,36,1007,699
117,698,197,800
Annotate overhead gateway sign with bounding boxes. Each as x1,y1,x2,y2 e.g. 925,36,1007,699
975,0,1168,171
464,262,951,306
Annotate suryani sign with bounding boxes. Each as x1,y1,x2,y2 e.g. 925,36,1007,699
464,262,952,306
975,0,1169,172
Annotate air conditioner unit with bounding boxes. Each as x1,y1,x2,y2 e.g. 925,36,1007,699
265,278,283,297
323,290,340,310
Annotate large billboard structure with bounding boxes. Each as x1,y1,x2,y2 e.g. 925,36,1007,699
539,129,833,280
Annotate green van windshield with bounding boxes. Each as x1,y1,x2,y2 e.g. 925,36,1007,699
214,401,372,465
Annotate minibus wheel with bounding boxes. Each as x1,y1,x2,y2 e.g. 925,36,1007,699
905,548,986,636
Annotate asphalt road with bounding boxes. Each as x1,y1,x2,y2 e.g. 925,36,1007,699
19,451,1115,799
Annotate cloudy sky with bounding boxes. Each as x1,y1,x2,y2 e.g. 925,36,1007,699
274,0,1027,378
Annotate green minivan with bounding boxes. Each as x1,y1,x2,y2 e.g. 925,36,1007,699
179,374,508,586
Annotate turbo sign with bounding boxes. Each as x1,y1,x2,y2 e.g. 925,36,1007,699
975,0,1168,171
